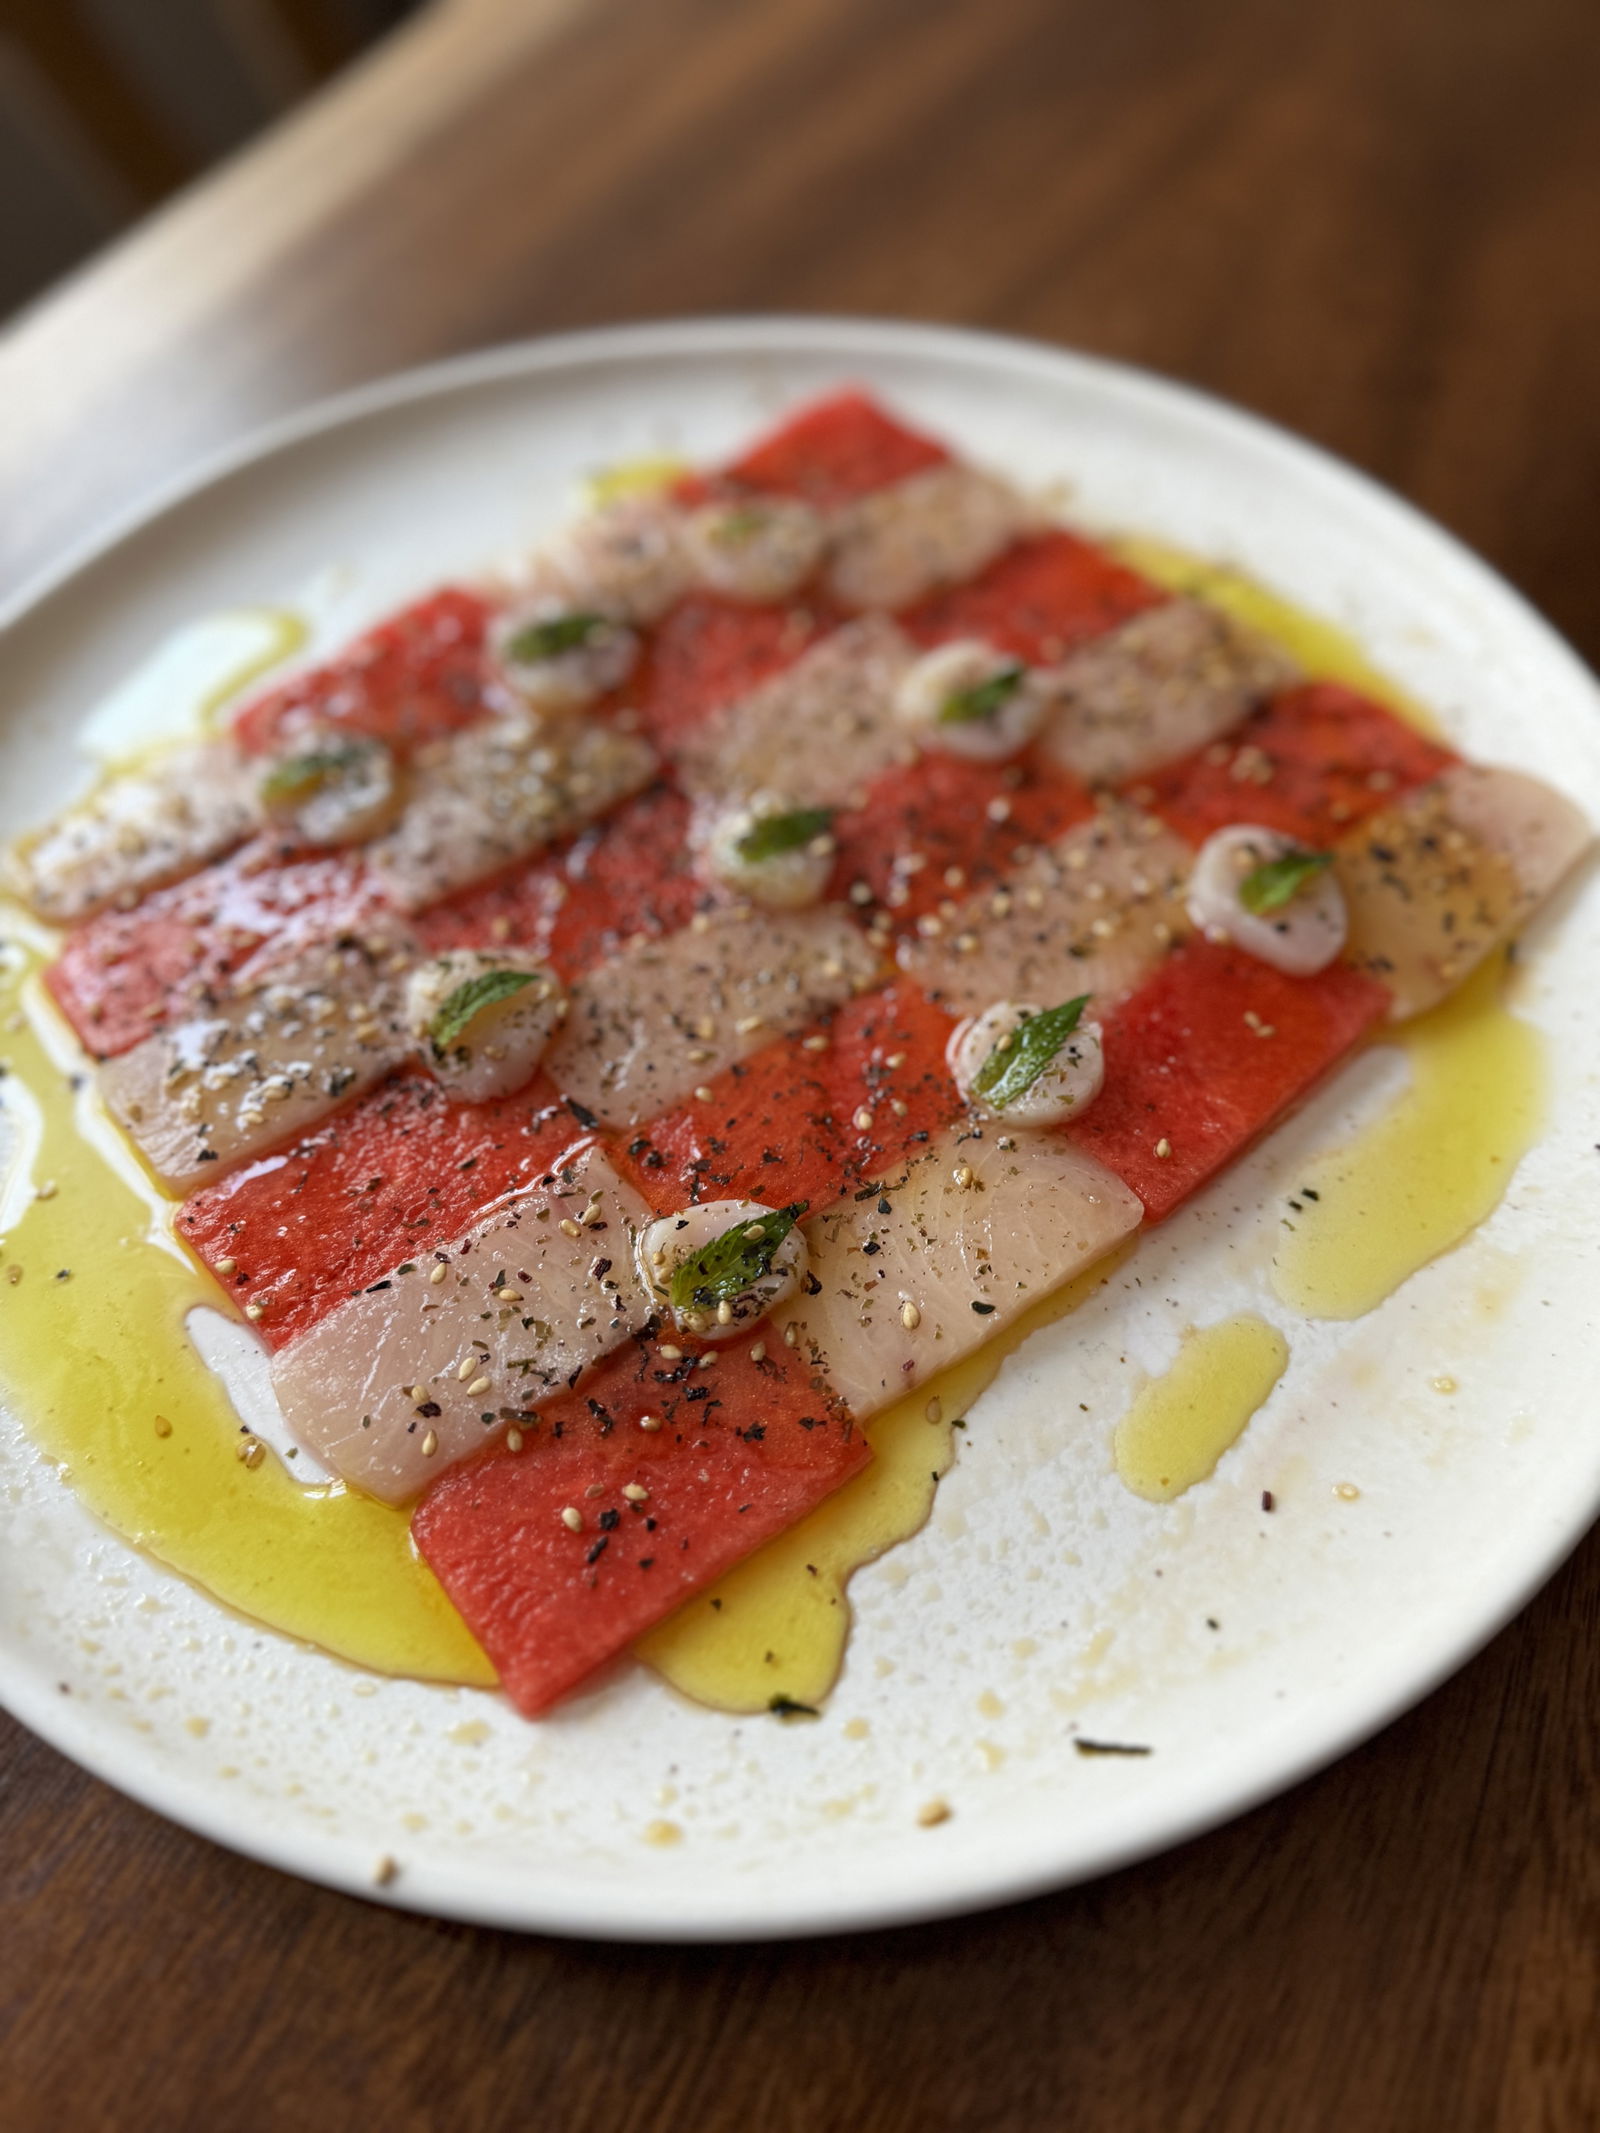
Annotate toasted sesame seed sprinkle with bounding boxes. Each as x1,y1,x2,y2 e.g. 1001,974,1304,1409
694,1085,714,1103
559,1217,582,1237
457,1357,475,1381
430,1262,448,1284
716,1300,734,1324
467,1376,491,1397
236,1437,265,1470
411,1384,428,1402
749,1341,767,1363
244,1301,265,1322
985,797,1011,822
853,1106,874,1131
506,1427,524,1452
952,1164,973,1188
801,1033,829,1052
1155,1137,1172,1158
925,1396,943,1424
917,1799,952,1828
639,1412,664,1433
658,1344,682,1360
561,1506,584,1531
154,1414,173,1439
623,1483,649,1503
901,1300,922,1330
421,1429,439,1457
215,1256,237,1277
783,1322,800,1348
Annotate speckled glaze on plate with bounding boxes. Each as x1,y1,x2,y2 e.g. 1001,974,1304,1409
3,317,1598,1941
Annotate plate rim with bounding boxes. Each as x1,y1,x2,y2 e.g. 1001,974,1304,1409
3,311,1598,1942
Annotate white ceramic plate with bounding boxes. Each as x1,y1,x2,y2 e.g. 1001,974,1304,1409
3,318,1599,1942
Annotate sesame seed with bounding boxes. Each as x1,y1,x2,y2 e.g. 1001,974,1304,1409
885,1051,907,1069
411,1384,428,1402
153,1414,173,1439
687,1047,713,1064
916,915,943,938
925,1396,943,1423
496,1286,524,1303
430,1262,448,1284
457,1357,475,1381
917,1799,952,1828
421,1429,439,1457
848,881,874,905
749,1341,767,1363
694,1085,714,1103
37,1176,59,1200
623,1482,649,1503
467,1376,492,1396
215,1256,237,1277
236,1437,265,1470
697,1350,717,1367
1334,1481,1362,1501
658,1344,682,1360
734,1015,765,1034
506,1427,524,1452
955,932,978,954
638,1412,664,1433
801,1034,829,1052
244,1301,265,1321
1155,1138,1172,1158
901,1300,922,1330
561,1506,584,1531
952,1164,973,1188
716,1300,735,1324
853,1106,874,1131
783,1323,800,1348
943,865,966,889
559,1217,582,1236
891,1098,908,1117
986,797,1011,822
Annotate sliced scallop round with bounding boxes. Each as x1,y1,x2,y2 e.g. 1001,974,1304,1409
681,495,827,603
894,638,1046,762
948,998,1105,1126
407,949,567,1102
491,597,639,708
637,1197,809,1341
701,793,836,908
258,735,401,847
1187,824,1348,976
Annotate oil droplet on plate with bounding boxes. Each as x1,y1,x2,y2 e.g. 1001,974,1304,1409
1114,1315,1290,1503
1272,953,1543,1321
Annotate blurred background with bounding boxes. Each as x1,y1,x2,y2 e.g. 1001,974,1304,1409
0,0,421,316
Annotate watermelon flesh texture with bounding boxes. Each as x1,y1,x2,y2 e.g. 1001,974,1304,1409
411,1334,870,1716
1066,938,1391,1222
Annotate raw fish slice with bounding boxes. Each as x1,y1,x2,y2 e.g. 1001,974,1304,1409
412,1335,870,1717
177,1066,585,1350
1139,680,1457,848
230,588,496,757
825,463,1029,612
771,1127,1143,1418
544,905,882,1127
904,529,1164,663
1335,763,1592,1019
1040,599,1297,786
7,743,260,925
1066,939,1390,1221
99,930,416,1190
899,802,1192,1018
675,615,915,813
365,713,656,912
270,1146,655,1503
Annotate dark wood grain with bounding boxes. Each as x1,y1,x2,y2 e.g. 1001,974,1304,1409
4,0,1600,2126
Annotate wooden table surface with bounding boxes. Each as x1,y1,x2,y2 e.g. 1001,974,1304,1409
4,0,1599,2125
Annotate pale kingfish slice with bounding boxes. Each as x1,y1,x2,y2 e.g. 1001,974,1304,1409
364,713,656,913
269,1146,655,1504
1038,598,1297,786
6,742,260,924
824,463,1029,611
770,1126,1142,1419
544,904,881,1127
676,614,917,814
1336,762,1592,1019
899,802,1192,1018
99,930,416,1190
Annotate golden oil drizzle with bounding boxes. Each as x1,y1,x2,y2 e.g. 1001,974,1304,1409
77,608,307,769
1112,1315,1289,1503
1272,952,1543,1321
0,920,491,1686
1112,536,1443,737
639,1245,1136,1713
